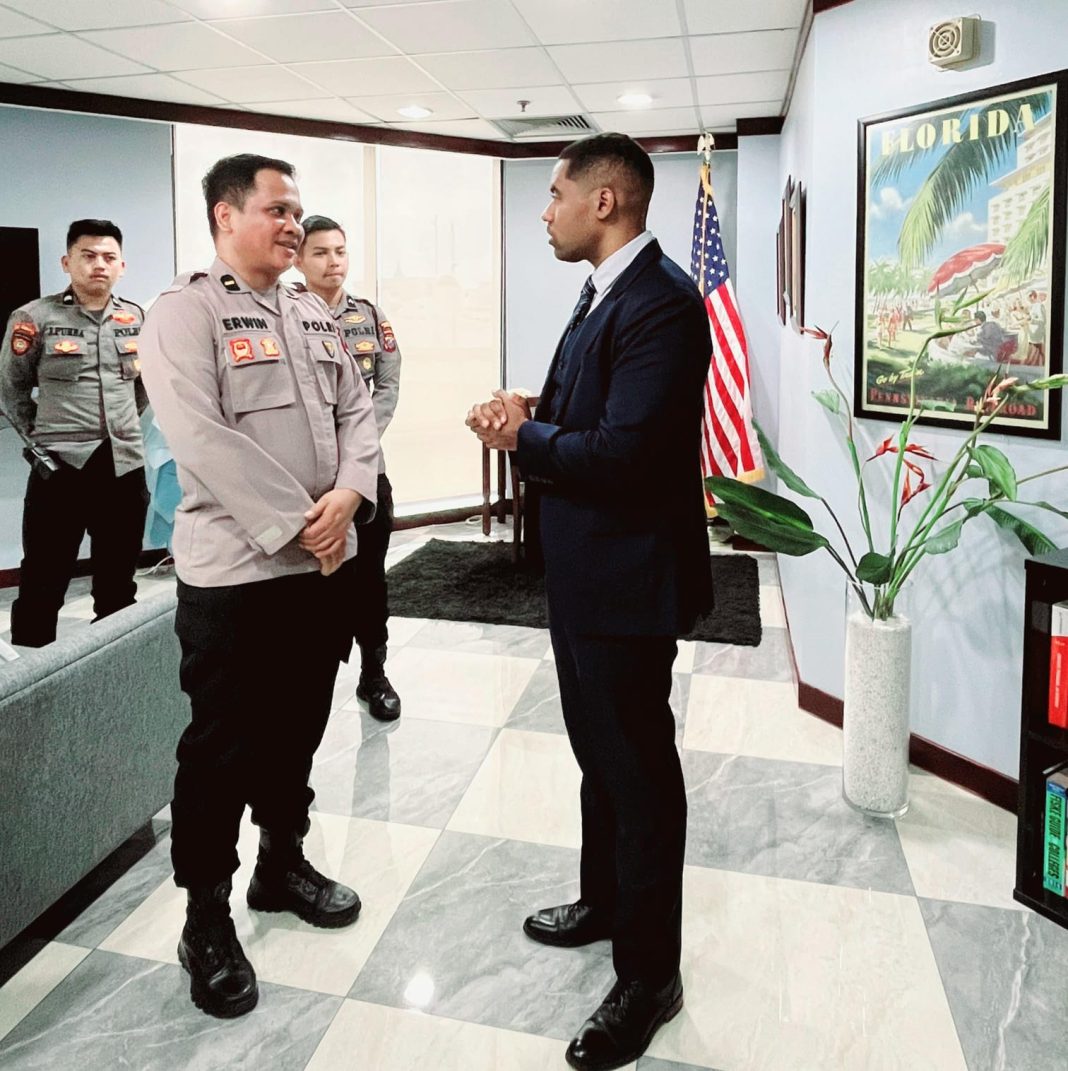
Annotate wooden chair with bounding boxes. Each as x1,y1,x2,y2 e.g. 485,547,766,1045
480,396,539,562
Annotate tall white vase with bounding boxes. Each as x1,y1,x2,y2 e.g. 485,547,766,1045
842,590,911,819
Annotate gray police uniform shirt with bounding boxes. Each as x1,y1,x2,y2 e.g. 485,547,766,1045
138,258,381,588
0,287,147,475
296,287,400,476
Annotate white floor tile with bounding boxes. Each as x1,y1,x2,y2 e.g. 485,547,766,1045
447,728,581,849
674,640,696,674
99,812,439,997
0,942,90,1042
650,866,968,1071
388,616,429,647
358,647,539,728
897,774,1022,912
305,999,573,1070
759,584,787,627
683,675,842,766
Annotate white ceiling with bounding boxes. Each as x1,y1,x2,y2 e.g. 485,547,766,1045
0,0,809,142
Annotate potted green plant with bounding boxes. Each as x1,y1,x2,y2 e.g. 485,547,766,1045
707,291,1068,817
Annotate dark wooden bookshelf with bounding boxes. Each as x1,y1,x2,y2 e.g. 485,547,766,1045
1014,548,1068,927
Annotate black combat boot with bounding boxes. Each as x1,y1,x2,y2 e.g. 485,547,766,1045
356,643,401,721
177,880,258,1018
246,827,361,928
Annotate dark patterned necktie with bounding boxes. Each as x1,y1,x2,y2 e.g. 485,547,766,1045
566,275,597,335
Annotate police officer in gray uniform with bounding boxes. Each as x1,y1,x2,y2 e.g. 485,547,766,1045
295,215,402,720
139,155,380,1019
0,219,149,647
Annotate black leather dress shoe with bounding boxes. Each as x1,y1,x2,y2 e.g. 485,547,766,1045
565,972,683,1071
522,901,611,947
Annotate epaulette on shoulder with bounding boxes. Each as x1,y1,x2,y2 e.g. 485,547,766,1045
161,271,209,295
291,281,308,294
116,296,145,316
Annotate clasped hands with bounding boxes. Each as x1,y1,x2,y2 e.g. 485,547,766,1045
465,389,531,451
300,487,363,576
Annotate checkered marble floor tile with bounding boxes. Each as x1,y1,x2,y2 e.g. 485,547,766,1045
2,526,1067,1070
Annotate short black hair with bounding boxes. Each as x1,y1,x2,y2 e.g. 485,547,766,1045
66,219,122,250
202,153,296,237
300,215,346,246
975,311,987,322
557,132,655,220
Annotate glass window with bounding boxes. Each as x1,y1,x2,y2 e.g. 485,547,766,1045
374,147,501,510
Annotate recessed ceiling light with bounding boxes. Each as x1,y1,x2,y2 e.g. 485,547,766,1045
617,92,654,108
398,105,433,119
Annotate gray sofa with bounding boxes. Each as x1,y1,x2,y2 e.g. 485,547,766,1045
0,593,188,949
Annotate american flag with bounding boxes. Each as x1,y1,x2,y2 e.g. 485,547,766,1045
690,175,763,510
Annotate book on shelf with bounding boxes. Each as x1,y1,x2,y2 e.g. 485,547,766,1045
1044,764,1068,896
1050,601,1068,729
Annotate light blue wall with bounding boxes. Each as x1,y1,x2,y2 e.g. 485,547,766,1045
503,151,739,391
776,0,1068,776
0,106,176,569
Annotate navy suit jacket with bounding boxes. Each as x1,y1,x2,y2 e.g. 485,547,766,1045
516,239,713,637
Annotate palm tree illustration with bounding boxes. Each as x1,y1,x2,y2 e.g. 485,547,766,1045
870,93,1052,277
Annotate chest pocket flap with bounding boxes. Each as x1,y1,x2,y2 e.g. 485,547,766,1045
223,332,294,413
40,339,85,381
308,335,341,404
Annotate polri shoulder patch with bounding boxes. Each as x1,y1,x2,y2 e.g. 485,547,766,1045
220,274,242,293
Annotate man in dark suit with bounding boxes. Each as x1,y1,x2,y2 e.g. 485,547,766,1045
467,132,712,1071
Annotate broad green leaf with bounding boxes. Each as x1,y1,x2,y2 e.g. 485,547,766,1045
811,389,840,414
706,477,830,557
856,551,893,584
1013,374,1068,392
964,463,984,479
983,505,1058,555
924,519,966,554
962,497,989,517
1025,500,1068,522
974,444,1017,500
752,421,820,500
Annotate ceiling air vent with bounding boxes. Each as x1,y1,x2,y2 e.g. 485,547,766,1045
492,114,599,139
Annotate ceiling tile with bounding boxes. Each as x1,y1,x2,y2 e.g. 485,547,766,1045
573,77,694,113
290,56,439,96
690,29,797,76
511,0,681,45
344,0,450,6
590,107,701,136
696,69,789,106
458,84,580,119
60,72,228,105
701,99,783,128
172,0,336,15
78,23,267,71
417,47,561,90
252,97,381,123
354,0,536,54
0,8,54,37
683,0,807,35
388,117,504,141
0,60,43,83
0,34,151,79
346,91,474,122
548,38,687,83
173,64,326,102
215,12,396,63
0,0,191,31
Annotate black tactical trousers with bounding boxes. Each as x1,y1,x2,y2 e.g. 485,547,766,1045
11,441,148,647
352,472,394,650
170,561,355,888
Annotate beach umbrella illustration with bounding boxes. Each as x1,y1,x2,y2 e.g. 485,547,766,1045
927,242,1005,297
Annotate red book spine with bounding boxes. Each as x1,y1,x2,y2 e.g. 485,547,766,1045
1050,603,1068,729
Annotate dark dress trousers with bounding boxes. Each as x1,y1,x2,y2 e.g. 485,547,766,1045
516,239,712,985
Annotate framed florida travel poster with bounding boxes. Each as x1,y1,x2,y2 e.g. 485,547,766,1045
856,70,1067,438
